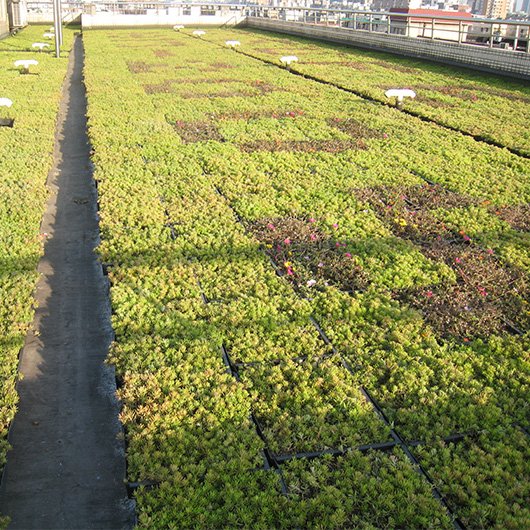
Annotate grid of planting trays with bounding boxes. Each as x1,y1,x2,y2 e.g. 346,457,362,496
231,28,530,157
0,27,74,475
83,28,530,529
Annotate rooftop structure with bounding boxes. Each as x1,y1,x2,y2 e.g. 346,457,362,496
389,7,473,39
0,0,8,37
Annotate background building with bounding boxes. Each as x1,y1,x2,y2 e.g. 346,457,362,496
484,0,509,17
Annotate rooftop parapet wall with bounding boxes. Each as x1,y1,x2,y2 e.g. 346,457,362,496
245,17,530,80
81,5,245,29
82,13,244,28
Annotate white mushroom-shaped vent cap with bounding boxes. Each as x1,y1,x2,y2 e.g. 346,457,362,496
0,98,13,107
173,25,184,30
193,30,205,36
280,55,298,65
226,40,241,47
385,89,416,101
43,33,54,38
15,59,39,68
32,43,50,50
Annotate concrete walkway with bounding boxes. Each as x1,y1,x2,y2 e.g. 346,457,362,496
0,35,135,529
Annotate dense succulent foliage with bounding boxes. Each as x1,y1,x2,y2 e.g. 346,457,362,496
82,27,530,527
3,24,528,528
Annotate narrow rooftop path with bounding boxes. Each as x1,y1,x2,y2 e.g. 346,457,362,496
0,35,135,529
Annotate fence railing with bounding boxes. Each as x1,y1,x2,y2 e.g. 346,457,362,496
247,6,530,53
24,1,530,53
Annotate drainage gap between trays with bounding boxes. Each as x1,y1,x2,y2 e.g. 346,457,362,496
126,481,160,498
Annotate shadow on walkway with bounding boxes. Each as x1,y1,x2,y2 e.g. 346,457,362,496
0,35,135,529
